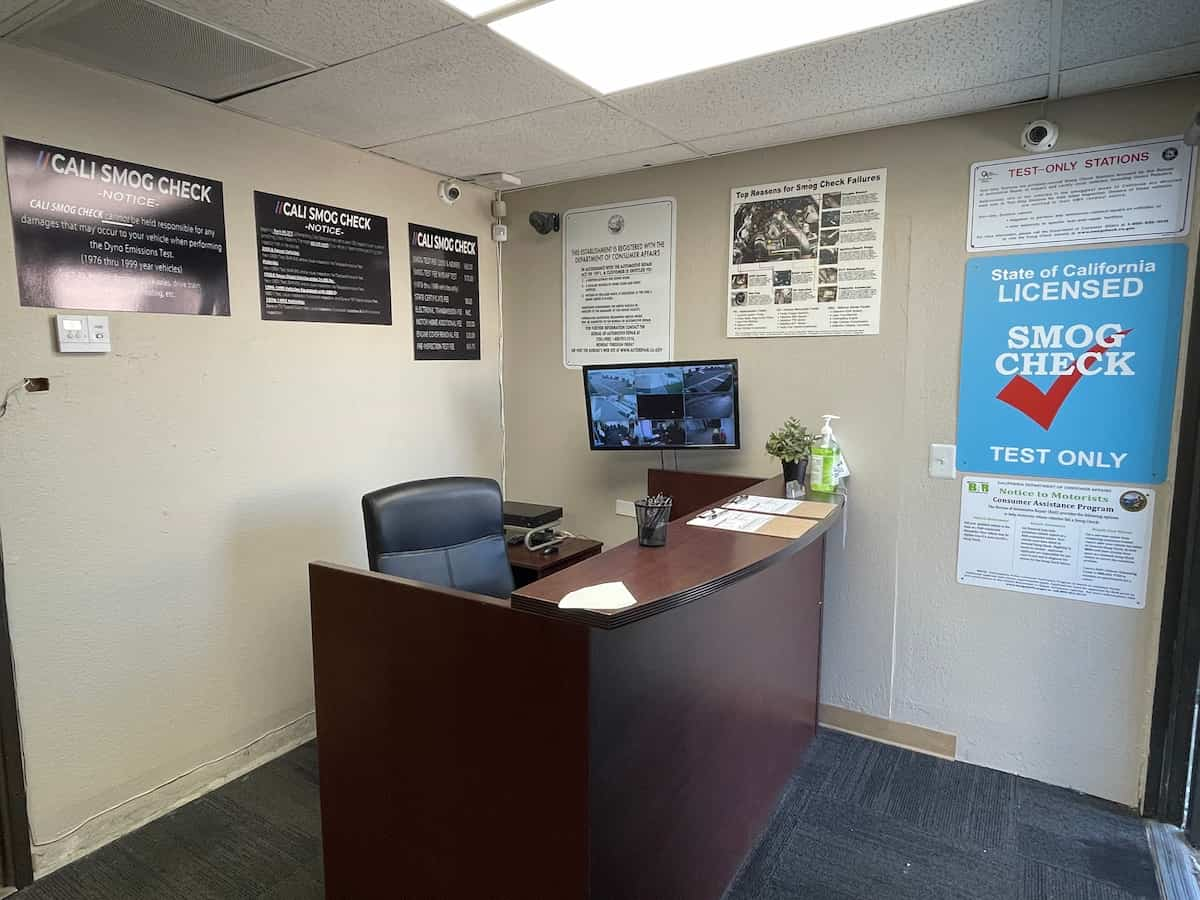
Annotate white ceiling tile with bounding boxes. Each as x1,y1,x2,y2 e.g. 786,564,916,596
0,0,57,35
0,0,30,20
610,0,1050,141
514,144,701,188
1059,43,1200,98
373,101,672,177
159,0,463,65
691,77,1049,155
222,25,590,147
1061,0,1200,68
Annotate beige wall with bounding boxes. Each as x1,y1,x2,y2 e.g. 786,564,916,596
502,77,1200,806
0,44,502,857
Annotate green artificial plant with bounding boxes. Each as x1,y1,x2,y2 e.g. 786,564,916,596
765,417,814,463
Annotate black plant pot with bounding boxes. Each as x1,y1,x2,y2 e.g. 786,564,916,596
782,458,808,484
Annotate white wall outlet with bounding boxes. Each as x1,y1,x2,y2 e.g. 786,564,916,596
491,222,508,242
929,443,957,479
56,314,110,353
615,499,635,518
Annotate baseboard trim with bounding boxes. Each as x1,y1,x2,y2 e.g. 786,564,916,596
31,712,316,878
818,704,957,759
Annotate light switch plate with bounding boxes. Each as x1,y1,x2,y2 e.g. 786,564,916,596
929,443,957,479
56,314,110,353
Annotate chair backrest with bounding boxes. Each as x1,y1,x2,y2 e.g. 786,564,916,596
362,477,514,599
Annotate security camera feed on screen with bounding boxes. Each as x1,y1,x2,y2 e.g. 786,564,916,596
584,360,739,450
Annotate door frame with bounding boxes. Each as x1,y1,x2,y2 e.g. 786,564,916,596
0,538,32,887
1144,248,1200,826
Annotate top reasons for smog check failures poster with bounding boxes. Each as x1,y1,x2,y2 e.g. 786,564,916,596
956,243,1187,484
727,168,885,337
4,136,230,315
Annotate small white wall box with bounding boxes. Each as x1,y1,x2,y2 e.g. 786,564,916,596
56,314,111,353
929,443,957,479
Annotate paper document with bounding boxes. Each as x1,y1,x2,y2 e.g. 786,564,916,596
558,581,637,611
722,495,839,520
687,508,816,539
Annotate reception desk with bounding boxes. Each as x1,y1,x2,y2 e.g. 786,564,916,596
309,471,840,899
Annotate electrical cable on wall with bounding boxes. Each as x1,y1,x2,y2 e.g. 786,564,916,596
30,711,314,847
0,379,31,420
495,190,507,495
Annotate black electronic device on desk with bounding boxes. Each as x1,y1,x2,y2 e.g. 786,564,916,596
502,500,603,588
503,500,573,553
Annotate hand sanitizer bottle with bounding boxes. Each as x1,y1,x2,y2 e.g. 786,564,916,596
809,415,842,494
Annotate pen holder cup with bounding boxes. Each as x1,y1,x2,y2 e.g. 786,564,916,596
635,500,672,547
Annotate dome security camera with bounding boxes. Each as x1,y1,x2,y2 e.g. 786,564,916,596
529,211,560,235
437,179,462,205
1021,119,1059,153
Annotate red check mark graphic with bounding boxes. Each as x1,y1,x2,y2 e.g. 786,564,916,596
996,329,1132,430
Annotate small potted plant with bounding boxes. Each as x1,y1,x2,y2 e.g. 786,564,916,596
766,417,814,485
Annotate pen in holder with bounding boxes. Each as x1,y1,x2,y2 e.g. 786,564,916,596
634,494,672,547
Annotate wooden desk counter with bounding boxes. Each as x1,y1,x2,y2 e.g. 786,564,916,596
513,474,842,628
310,472,840,900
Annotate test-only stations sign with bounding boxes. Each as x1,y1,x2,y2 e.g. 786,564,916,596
957,243,1187,483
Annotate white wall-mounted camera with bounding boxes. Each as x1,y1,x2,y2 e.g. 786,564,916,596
1021,119,1059,153
437,179,462,205
1184,109,1200,147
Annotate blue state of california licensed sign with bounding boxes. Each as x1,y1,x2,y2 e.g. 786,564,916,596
956,243,1187,483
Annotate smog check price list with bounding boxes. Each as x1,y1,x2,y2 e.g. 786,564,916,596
408,224,480,361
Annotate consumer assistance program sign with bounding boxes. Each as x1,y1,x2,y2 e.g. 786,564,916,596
562,197,675,368
957,477,1153,609
4,136,229,314
967,136,1195,251
956,244,1186,484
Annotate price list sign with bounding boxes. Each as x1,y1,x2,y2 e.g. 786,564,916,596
408,223,480,361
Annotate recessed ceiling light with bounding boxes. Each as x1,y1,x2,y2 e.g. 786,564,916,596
491,0,981,94
442,0,517,16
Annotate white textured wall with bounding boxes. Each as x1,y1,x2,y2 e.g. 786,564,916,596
501,77,1200,806
0,45,502,846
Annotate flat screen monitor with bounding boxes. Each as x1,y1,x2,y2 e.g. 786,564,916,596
583,359,740,451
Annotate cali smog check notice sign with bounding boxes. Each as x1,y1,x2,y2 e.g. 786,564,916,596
956,243,1187,484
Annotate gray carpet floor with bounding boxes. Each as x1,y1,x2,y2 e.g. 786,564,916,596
18,730,1158,899
725,729,1160,900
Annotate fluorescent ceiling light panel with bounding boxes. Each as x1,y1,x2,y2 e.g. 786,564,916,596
442,0,515,16
491,0,981,94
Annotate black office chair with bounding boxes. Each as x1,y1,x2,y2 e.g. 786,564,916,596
362,477,514,599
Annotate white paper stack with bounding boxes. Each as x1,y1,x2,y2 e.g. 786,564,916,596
558,581,637,611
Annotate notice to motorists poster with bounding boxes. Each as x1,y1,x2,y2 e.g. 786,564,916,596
727,168,885,337
4,136,229,315
562,197,675,368
956,243,1187,484
408,224,480,360
967,136,1195,252
254,191,391,324
957,477,1153,609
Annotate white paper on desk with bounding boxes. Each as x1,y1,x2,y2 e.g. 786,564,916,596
558,581,637,611
722,495,802,515
687,508,774,533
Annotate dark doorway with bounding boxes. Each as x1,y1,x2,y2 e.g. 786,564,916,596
0,534,33,887
1144,247,1200,834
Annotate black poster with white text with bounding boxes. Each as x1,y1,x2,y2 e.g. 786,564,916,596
408,224,480,360
254,191,391,324
3,136,229,315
